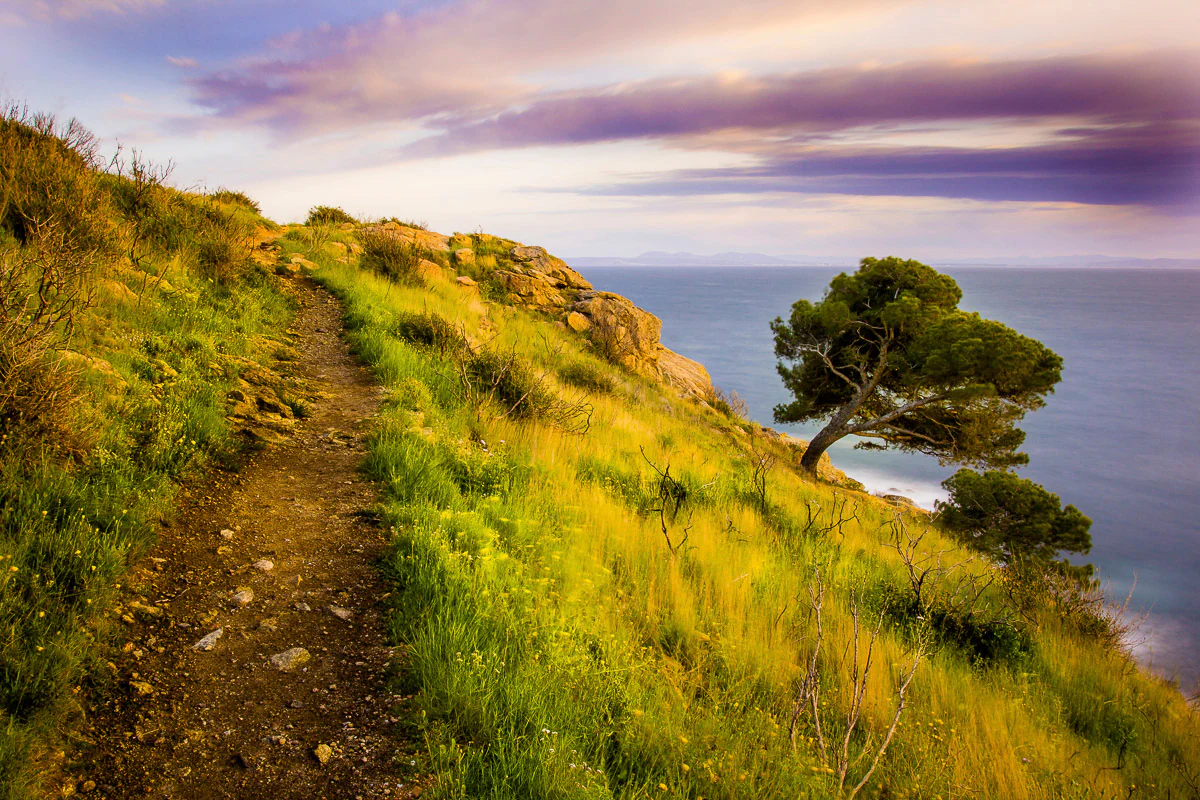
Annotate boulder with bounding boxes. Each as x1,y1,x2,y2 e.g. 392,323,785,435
565,311,591,332
454,248,475,265
374,223,451,252
571,292,663,376
287,254,318,274
455,275,478,288
509,246,592,290
658,347,714,398
495,270,567,310
416,258,449,283
270,647,311,671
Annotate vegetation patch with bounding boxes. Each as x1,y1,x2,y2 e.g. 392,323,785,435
305,205,357,226
557,359,618,395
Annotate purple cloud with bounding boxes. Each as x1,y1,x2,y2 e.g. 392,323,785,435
389,51,1198,209
574,125,1200,208
403,52,1200,158
185,0,891,135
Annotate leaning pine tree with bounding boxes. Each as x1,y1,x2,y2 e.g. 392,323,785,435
771,257,1063,474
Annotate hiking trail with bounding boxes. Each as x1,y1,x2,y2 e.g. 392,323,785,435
68,279,421,799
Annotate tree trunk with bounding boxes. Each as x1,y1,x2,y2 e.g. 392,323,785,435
800,423,843,474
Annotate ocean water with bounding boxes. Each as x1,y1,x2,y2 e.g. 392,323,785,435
579,265,1200,689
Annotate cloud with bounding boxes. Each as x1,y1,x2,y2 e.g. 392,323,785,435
402,52,1200,158
185,0,893,134
573,124,1200,209
167,55,198,68
379,51,1198,209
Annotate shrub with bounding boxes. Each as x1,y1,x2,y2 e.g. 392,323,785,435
557,359,617,395
306,205,357,226
710,386,748,419
877,581,1033,667
392,310,465,357
359,228,423,285
0,105,117,257
456,347,592,433
193,213,253,284
0,109,110,460
210,188,261,213
464,349,556,419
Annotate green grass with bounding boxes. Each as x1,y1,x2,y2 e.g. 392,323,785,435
313,257,1200,800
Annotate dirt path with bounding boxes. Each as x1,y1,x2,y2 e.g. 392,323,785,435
68,280,420,799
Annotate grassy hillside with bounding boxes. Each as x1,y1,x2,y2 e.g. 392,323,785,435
306,234,1200,798
1,104,1197,799
0,109,295,795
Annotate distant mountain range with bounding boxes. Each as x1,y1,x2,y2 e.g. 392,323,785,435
566,252,1200,269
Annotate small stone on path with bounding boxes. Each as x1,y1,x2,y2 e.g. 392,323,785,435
130,680,154,696
192,628,223,651
230,588,255,608
313,743,333,765
328,605,353,620
294,602,311,612
252,559,274,572
270,647,311,671
220,529,235,540
128,601,163,620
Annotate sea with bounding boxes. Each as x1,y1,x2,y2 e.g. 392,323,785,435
578,265,1200,691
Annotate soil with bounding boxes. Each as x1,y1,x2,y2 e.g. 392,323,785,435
65,279,424,799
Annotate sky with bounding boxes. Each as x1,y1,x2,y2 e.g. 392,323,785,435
1,0,1198,259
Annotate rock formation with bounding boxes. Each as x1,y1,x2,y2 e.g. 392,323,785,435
465,240,715,400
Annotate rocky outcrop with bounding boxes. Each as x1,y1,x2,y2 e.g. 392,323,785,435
495,269,568,310
414,228,714,400
494,245,593,311
218,352,305,445
570,291,662,375
565,291,716,399
658,349,713,399
378,221,450,252
510,246,592,290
